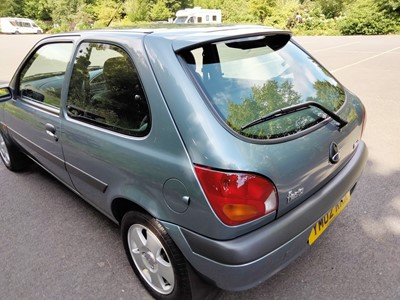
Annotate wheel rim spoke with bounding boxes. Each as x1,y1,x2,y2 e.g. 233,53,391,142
146,231,162,256
130,226,146,250
148,267,171,291
156,254,174,286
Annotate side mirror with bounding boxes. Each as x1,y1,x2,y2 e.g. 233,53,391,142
0,86,12,102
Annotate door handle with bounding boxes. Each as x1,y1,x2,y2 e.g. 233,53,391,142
45,123,59,141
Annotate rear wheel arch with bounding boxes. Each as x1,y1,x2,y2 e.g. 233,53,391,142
111,197,148,224
112,198,194,298
121,211,193,299
112,199,221,299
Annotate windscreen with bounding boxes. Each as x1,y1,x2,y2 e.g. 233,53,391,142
181,35,346,140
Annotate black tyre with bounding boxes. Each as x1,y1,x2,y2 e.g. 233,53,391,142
121,211,192,300
0,131,30,171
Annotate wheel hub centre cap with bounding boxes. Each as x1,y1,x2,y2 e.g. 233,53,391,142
142,251,156,269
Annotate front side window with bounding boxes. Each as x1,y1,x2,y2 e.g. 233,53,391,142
19,43,73,108
181,35,346,140
67,42,150,136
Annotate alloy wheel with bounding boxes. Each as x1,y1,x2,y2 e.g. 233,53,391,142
127,223,175,294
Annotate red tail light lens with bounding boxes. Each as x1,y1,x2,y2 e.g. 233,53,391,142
194,165,278,226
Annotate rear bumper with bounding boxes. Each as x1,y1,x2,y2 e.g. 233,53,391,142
161,141,368,291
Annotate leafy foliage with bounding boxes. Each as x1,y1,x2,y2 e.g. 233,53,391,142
220,0,258,23
249,0,277,23
92,0,121,28
227,80,302,138
0,0,24,17
314,0,346,18
125,0,152,22
22,0,51,20
339,0,397,35
226,78,346,139
0,0,399,34
150,0,173,21
377,0,400,13
193,0,220,9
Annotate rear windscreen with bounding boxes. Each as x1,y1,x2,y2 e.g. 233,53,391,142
180,35,345,140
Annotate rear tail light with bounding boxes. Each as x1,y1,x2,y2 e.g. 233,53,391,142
194,165,278,226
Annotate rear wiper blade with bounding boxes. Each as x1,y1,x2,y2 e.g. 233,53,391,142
240,101,348,132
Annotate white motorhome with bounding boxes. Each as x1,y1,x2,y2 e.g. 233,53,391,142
0,17,43,34
174,7,222,24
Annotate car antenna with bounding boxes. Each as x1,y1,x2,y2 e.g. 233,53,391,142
106,0,125,27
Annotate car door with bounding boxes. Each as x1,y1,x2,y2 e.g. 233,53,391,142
61,41,151,211
4,41,74,187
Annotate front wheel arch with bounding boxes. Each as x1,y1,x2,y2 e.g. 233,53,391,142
0,128,30,171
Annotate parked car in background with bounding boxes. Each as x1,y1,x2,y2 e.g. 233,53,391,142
174,7,222,24
0,17,43,34
0,25,367,299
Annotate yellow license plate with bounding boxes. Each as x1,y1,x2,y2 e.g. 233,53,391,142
308,191,351,245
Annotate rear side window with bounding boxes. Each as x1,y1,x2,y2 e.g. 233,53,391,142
181,35,345,140
67,42,150,137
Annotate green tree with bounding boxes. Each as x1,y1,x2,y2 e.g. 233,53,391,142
307,81,345,111
227,80,303,138
22,0,51,20
166,0,194,12
260,0,302,29
221,0,257,23
315,0,346,18
377,0,400,13
339,0,396,35
376,0,400,29
193,0,220,8
150,0,173,21
125,0,193,22
249,0,277,23
47,0,94,31
125,0,153,21
92,0,121,27
0,0,12,17
1,0,24,17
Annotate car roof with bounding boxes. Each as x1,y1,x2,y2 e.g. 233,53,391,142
48,25,291,52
